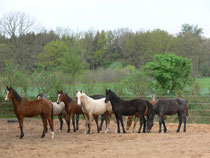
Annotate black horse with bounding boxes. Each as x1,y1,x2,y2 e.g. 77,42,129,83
147,98,188,133
105,89,152,133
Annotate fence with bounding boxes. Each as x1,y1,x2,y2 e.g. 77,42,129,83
1,95,210,124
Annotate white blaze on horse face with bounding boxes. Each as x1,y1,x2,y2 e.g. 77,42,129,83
76,92,81,106
57,94,61,103
5,91,9,101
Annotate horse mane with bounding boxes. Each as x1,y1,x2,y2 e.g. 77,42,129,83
65,93,73,103
12,89,22,102
110,91,121,102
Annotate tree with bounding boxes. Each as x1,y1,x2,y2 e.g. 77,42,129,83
37,40,68,71
59,46,84,93
143,53,192,94
123,71,151,96
0,11,37,68
2,60,29,96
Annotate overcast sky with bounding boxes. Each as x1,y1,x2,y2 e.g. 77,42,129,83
0,0,210,37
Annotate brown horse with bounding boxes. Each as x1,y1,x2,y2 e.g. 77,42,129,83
57,90,84,132
4,86,54,139
125,100,167,132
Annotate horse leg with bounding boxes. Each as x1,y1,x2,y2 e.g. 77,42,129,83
76,114,79,130
64,113,70,133
162,118,167,133
99,114,105,131
104,113,110,133
111,114,117,133
17,116,24,139
88,113,93,134
84,113,89,134
46,114,54,139
72,114,76,132
133,116,138,132
93,115,100,133
58,113,63,133
119,115,126,133
183,114,187,132
138,114,146,133
159,115,163,133
40,114,47,138
115,114,120,133
176,113,183,133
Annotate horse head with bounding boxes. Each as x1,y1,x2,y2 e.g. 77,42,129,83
76,90,83,106
105,89,112,103
57,90,64,104
5,86,13,101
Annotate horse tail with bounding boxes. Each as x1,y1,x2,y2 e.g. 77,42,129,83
185,100,189,116
51,102,54,121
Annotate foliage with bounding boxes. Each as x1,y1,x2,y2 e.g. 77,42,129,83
123,71,151,96
2,60,29,96
143,53,192,94
37,40,68,71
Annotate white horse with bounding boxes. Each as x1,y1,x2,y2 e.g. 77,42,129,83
37,93,70,132
76,91,113,134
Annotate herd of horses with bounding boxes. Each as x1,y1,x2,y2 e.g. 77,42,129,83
4,86,188,139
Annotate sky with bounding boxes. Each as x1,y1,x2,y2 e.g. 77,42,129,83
0,0,210,37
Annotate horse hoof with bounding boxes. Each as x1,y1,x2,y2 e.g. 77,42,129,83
164,129,167,133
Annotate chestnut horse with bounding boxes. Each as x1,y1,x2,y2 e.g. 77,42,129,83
125,100,167,132
5,86,54,139
57,90,83,132
37,93,70,133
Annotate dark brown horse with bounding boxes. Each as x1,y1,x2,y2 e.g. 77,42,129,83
125,100,167,132
57,90,84,132
5,86,54,139
147,98,188,133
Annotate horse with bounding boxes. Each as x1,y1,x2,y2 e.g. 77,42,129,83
57,90,84,132
4,86,54,139
37,93,70,133
105,89,153,133
76,90,113,134
146,98,188,133
125,100,167,132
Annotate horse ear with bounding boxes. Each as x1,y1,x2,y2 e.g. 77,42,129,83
61,90,63,93
6,86,9,90
80,90,82,93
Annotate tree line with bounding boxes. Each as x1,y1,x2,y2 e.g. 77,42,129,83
0,11,209,96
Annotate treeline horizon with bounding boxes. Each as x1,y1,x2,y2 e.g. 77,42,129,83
0,11,210,76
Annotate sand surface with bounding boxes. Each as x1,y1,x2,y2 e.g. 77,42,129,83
0,118,210,158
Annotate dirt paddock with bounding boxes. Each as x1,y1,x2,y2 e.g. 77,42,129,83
0,118,210,158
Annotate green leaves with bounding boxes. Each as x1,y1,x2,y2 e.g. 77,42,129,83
37,40,68,71
143,53,192,94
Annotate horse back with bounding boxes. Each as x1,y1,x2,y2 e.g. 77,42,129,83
115,99,147,116
21,98,52,117
155,98,188,115
67,99,83,114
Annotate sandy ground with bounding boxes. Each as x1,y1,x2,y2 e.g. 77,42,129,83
0,118,210,158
